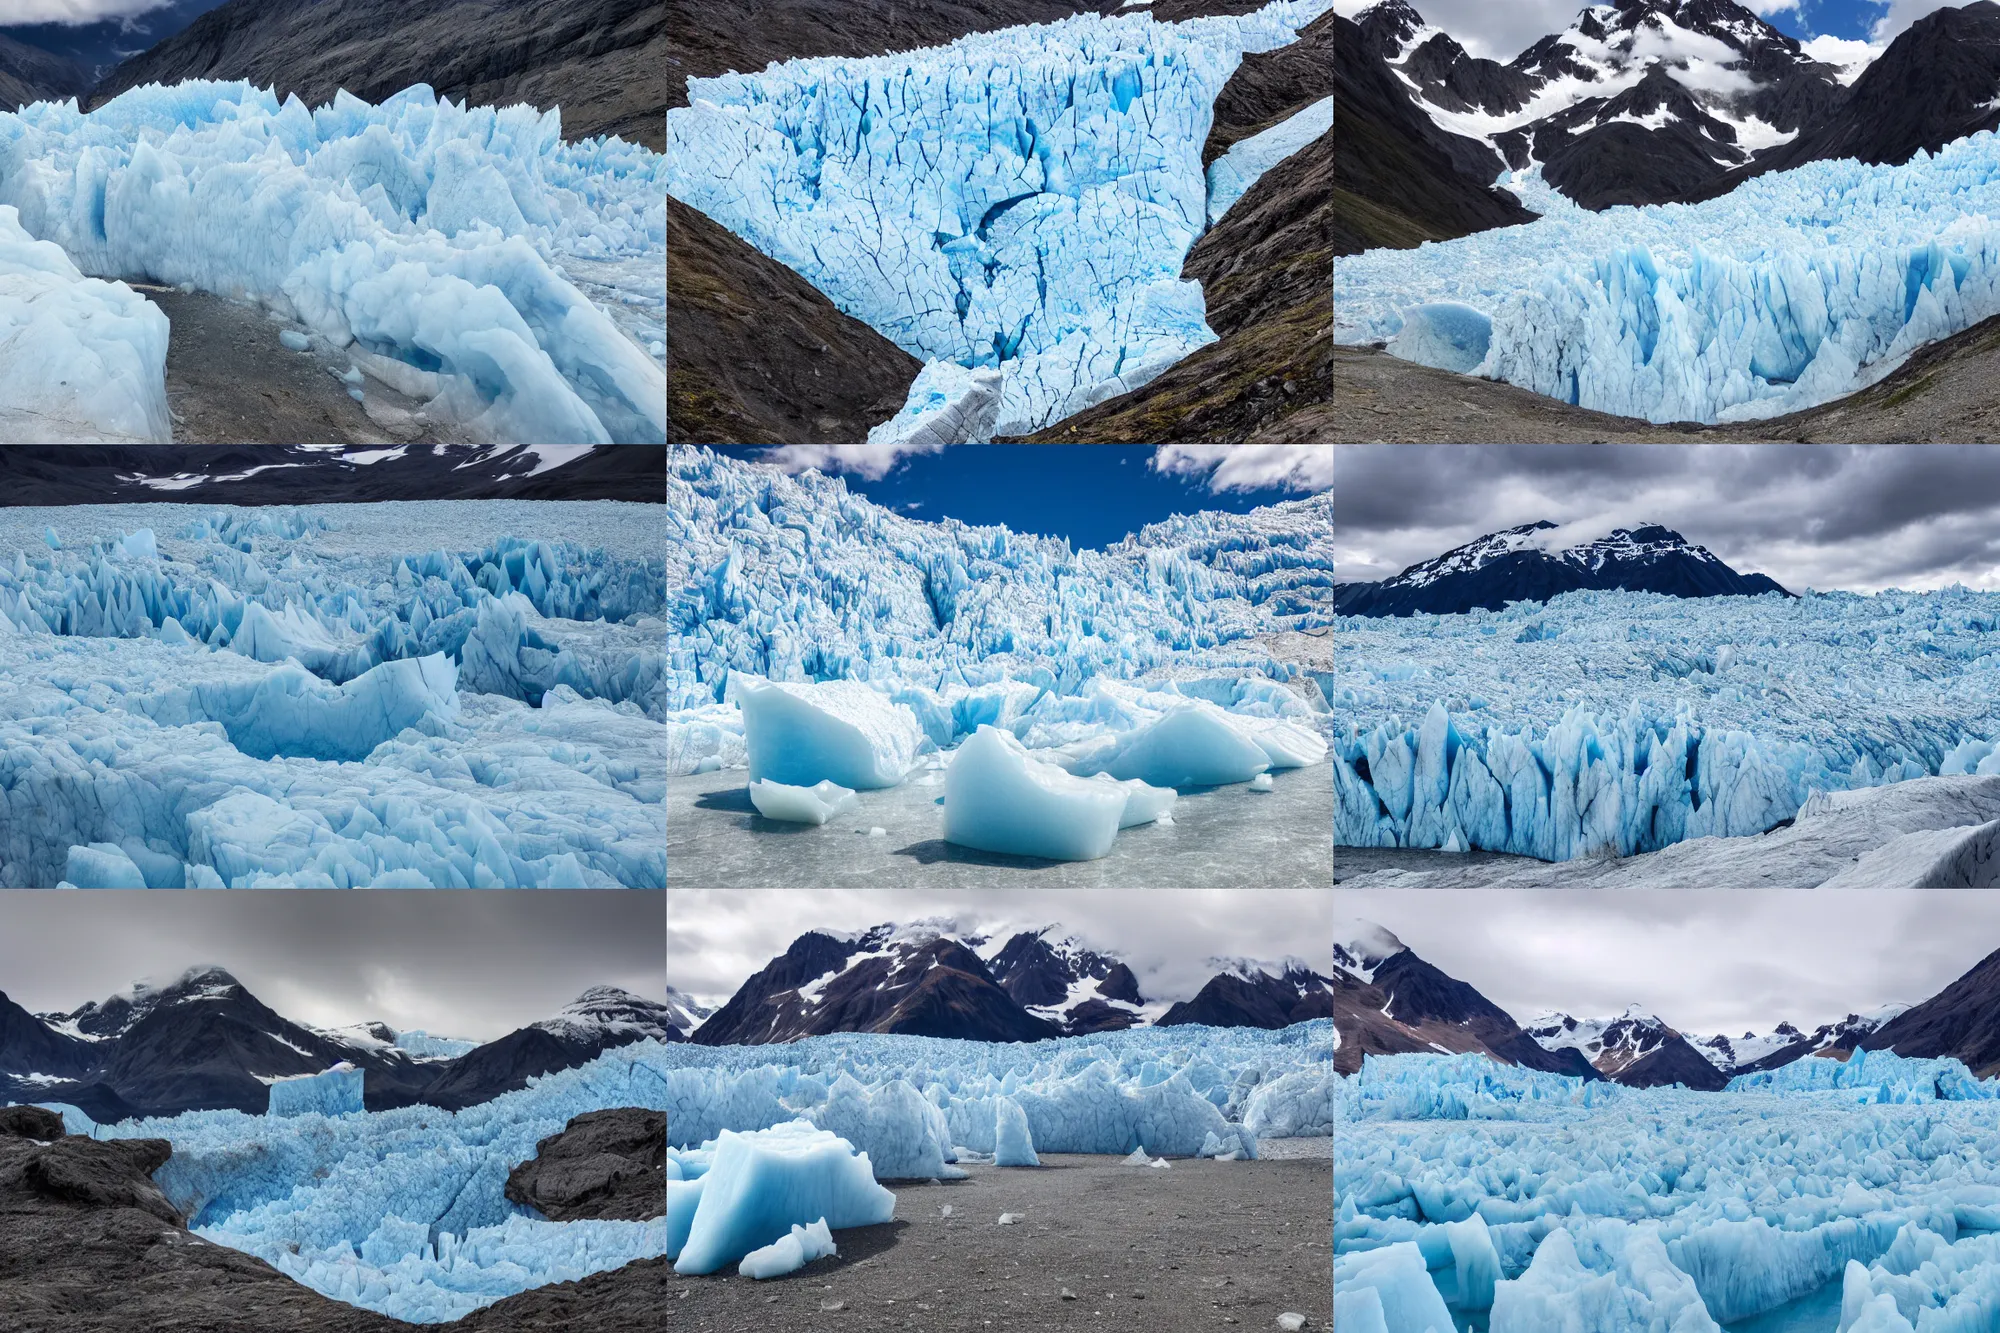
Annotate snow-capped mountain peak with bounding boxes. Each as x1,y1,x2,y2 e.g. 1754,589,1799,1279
1333,921,1407,983
532,987,678,1043
1525,1005,1684,1076
1692,1005,1909,1072
49,964,248,1040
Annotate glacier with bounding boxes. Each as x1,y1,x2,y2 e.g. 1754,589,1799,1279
666,2,1333,437
267,1062,366,1118
0,81,665,443
669,449,1332,870
1205,96,1331,226
667,1021,1333,1166
1334,586,2000,863
1,500,665,888
31,1042,669,1324
1333,133,2000,425
1336,1050,2000,1331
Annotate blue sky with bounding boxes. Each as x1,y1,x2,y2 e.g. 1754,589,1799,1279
710,445,1329,550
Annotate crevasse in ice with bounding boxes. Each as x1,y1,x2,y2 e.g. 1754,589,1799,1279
36,1042,669,1324
1336,1051,2000,1331
1335,587,2000,860
0,81,665,443
1335,136,2000,425
666,2,1333,437
1,501,665,888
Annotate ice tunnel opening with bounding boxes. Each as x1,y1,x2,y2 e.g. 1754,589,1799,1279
1386,304,1493,376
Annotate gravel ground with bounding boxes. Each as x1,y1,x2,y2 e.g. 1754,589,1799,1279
674,1153,1332,1333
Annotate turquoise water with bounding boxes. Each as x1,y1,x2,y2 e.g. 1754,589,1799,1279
1722,1278,1844,1333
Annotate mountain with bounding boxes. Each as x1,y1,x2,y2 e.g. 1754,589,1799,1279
1334,520,1792,617
0,32,90,110
0,969,664,1118
1692,1007,1905,1074
1863,944,2000,1076
691,921,1327,1046
0,445,664,506
2,1,229,83
1526,1006,1729,1091
1352,0,1845,210
663,986,712,1043
89,0,666,150
1329,922,1599,1079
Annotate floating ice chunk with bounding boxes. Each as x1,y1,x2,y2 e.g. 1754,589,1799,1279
267,1062,365,1118
673,1122,895,1276
1384,302,1493,375
1091,703,1275,788
738,679,921,790
748,778,858,825
1206,96,1332,226
1105,775,1178,828
994,1096,1039,1167
62,843,148,888
738,1217,837,1279
868,362,1003,447
280,330,310,352
943,726,1128,861
1251,773,1274,792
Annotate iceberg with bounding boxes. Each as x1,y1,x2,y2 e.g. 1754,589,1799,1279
738,679,923,791
266,1062,365,1118
943,725,1132,861
671,1121,896,1276
747,778,858,825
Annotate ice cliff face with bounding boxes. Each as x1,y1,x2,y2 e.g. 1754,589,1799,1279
1335,584,2000,860
0,80,665,443
666,1,1333,439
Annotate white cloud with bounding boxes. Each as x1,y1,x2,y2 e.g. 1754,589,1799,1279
667,888,1331,1013
1151,444,1333,494
1743,0,1802,13
758,441,947,481
1799,33,1885,82
1,1,172,23
1867,0,1979,42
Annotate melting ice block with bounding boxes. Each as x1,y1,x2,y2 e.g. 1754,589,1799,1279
673,1121,896,1276
1086,702,1276,787
993,1096,1039,1167
738,679,921,790
267,1062,365,1118
738,1217,838,1279
943,726,1129,861
748,778,858,825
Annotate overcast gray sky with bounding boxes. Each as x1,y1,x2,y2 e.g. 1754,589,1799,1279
4,1,173,22
0,892,663,1041
668,889,1330,1011
1338,890,2000,1037
1336,444,2000,593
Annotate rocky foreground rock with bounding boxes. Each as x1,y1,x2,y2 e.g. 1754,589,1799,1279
505,1107,666,1222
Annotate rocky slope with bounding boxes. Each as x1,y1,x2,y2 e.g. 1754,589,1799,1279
1863,944,2000,1076
0,34,89,111
91,0,665,149
667,198,922,444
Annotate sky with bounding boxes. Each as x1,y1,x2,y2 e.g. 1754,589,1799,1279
0,892,664,1041
668,888,1332,1012
1334,444,2000,593
710,444,1331,550
1337,890,2000,1037
1328,0,1970,68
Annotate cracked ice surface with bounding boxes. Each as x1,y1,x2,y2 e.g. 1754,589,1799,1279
1333,135,2000,424
1334,587,2000,861
1206,96,1331,226
0,501,665,888
1336,1051,2000,1331
668,1023,1332,1174
666,2,1332,436
45,1043,669,1324
0,81,666,443
668,448,1334,780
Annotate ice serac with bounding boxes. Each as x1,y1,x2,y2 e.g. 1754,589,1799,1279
666,3,1333,436
671,1121,896,1276
738,678,923,790
266,1062,365,1118
943,725,1129,861
0,205,169,443
0,81,666,444
993,1095,1039,1167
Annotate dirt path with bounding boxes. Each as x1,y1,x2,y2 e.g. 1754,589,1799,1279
145,288,461,446
1332,315,2000,442
675,1154,1332,1333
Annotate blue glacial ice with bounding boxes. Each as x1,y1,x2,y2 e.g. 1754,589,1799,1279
267,1062,366,1118
669,449,1332,854
1335,1051,2000,1331
1205,96,1331,226
1,501,665,888
1333,133,2000,425
667,1021,1332,1165
0,205,170,442
941,725,1168,861
667,2,1333,436
38,1042,669,1324
747,778,859,825
993,1096,1040,1167
1334,586,2000,861
670,1121,896,1276
0,81,665,443
738,1217,839,1279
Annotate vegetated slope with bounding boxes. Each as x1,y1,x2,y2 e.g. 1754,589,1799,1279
90,0,665,150
0,446,664,505
668,198,921,444
0,34,90,110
